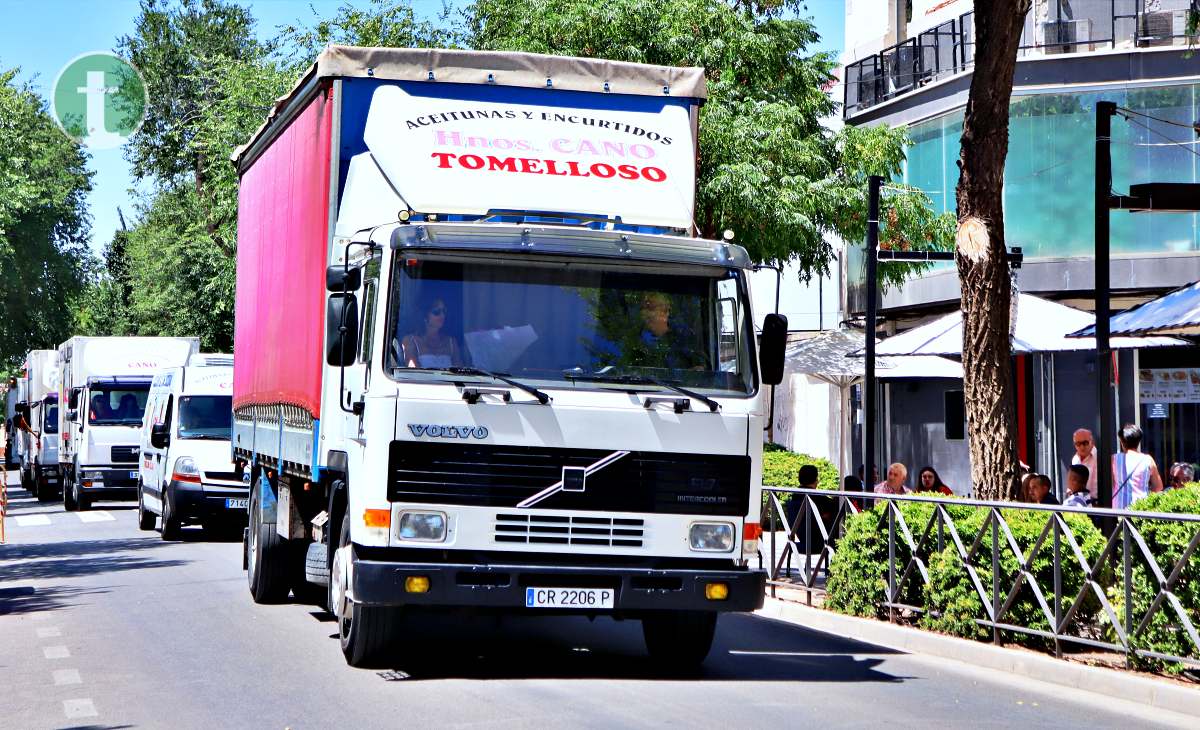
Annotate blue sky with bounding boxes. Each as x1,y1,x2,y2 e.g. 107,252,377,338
0,0,844,255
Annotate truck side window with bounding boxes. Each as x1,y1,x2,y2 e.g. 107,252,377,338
716,278,742,374
359,257,381,365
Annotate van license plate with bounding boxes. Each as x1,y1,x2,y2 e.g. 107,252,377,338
226,498,249,510
525,587,614,609
129,471,139,479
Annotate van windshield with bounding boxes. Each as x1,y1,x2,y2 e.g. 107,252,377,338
384,254,756,395
88,386,150,426
43,404,58,434
178,396,232,440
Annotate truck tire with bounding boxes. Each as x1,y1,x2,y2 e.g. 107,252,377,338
36,475,55,503
160,486,181,540
291,541,325,605
63,475,78,512
334,512,398,667
247,481,290,604
137,486,156,531
641,611,718,671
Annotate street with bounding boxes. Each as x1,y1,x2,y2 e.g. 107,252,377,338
0,473,1188,730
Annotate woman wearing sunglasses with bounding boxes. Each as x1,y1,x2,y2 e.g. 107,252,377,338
401,298,463,369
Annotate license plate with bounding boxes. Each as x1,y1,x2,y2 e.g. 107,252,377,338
226,498,249,510
129,471,139,479
525,587,614,610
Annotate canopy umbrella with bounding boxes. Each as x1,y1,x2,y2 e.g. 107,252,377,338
784,330,961,481
1071,280,1200,338
867,294,1184,357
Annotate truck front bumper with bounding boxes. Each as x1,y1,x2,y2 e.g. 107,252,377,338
351,558,765,613
78,467,139,499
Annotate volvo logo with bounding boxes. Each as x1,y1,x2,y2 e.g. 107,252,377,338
408,423,489,439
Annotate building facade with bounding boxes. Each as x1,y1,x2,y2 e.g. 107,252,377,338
842,0,1200,490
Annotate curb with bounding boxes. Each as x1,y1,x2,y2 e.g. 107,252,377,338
755,597,1200,719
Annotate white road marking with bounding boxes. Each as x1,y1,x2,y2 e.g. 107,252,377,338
15,514,51,527
37,627,62,638
63,698,98,719
43,645,70,659
77,510,115,523
31,612,52,622
53,669,82,686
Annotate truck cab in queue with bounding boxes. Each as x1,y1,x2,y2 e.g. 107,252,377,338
18,349,62,501
138,353,245,539
57,336,200,511
233,46,787,668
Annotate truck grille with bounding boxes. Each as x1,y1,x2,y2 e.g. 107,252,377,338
494,514,644,547
111,446,140,463
387,441,749,515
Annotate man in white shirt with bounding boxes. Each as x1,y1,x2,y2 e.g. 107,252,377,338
874,463,910,495
1071,428,1098,502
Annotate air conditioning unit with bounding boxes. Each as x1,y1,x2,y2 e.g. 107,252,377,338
1042,19,1093,54
1138,10,1189,47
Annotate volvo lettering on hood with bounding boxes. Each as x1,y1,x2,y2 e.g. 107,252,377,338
407,424,489,439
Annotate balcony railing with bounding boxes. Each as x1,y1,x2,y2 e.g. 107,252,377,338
844,0,1197,118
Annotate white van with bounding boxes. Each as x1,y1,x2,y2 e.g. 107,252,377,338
138,354,246,538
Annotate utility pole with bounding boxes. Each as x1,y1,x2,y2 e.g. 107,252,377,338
864,175,881,491
1095,101,1115,510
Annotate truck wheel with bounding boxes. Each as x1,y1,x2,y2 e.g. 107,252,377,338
137,486,156,531
160,487,181,540
641,611,718,671
334,512,398,667
247,482,289,603
36,477,55,503
63,477,78,511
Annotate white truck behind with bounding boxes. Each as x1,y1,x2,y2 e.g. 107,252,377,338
58,336,199,511
232,46,787,668
18,349,62,501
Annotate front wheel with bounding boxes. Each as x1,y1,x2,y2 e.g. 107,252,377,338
642,611,718,671
159,486,181,540
63,476,78,511
334,511,398,667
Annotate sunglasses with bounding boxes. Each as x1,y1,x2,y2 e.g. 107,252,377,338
429,307,446,316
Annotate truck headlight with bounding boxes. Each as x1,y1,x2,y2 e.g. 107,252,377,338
397,511,447,542
172,457,201,483
689,522,734,552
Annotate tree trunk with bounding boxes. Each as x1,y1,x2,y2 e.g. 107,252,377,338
955,1,1031,501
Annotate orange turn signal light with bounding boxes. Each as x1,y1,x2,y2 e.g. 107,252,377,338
743,522,763,540
405,576,430,593
705,582,729,601
363,508,391,529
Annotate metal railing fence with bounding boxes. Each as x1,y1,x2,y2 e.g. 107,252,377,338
844,0,1197,117
760,486,1200,670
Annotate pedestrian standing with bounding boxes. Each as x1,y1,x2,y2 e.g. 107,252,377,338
1070,428,1098,503
1112,424,1163,509
874,463,909,495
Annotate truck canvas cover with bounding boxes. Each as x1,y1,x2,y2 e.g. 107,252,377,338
234,46,709,418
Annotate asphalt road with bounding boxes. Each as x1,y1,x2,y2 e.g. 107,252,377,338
1,470,1192,730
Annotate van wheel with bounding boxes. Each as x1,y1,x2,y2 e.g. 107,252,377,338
335,512,398,667
137,486,156,531
63,477,78,511
247,481,289,603
160,487,181,540
642,611,718,671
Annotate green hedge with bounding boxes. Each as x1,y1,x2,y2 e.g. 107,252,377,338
1108,488,1200,674
762,445,839,491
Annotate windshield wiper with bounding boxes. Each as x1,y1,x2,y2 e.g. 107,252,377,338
564,371,720,413
445,367,550,405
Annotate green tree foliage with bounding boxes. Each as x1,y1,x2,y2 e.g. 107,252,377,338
0,68,94,367
466,0,954,281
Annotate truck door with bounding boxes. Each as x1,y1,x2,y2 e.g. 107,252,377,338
339,255,380,440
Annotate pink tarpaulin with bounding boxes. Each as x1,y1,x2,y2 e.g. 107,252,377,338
233,86,333,417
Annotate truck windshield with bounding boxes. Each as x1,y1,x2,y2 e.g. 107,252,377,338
43,404,59,434
385,254,755,394
177,396,233,440
88,386,150,425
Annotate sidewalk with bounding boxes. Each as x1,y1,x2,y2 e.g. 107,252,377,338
756,597,1200,719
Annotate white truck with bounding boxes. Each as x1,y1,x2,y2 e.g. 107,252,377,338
4,377,20,470
137,353,245,538
57,336,199,511
232,46,786,668
18,349,62,501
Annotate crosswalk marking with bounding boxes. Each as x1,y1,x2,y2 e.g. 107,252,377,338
63,698,98,720
43,645,70,659
77,511,115,523
15,514,51,527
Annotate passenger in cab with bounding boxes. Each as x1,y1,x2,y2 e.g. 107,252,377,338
400,297,462,369
89,394,111,421
114,393,140,420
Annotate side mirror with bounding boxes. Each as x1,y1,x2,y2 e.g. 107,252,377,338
69,388,81,409
326,294,360,366
326,265,362,292
759,313,788,386
151,422,170,449
65,409,78,422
